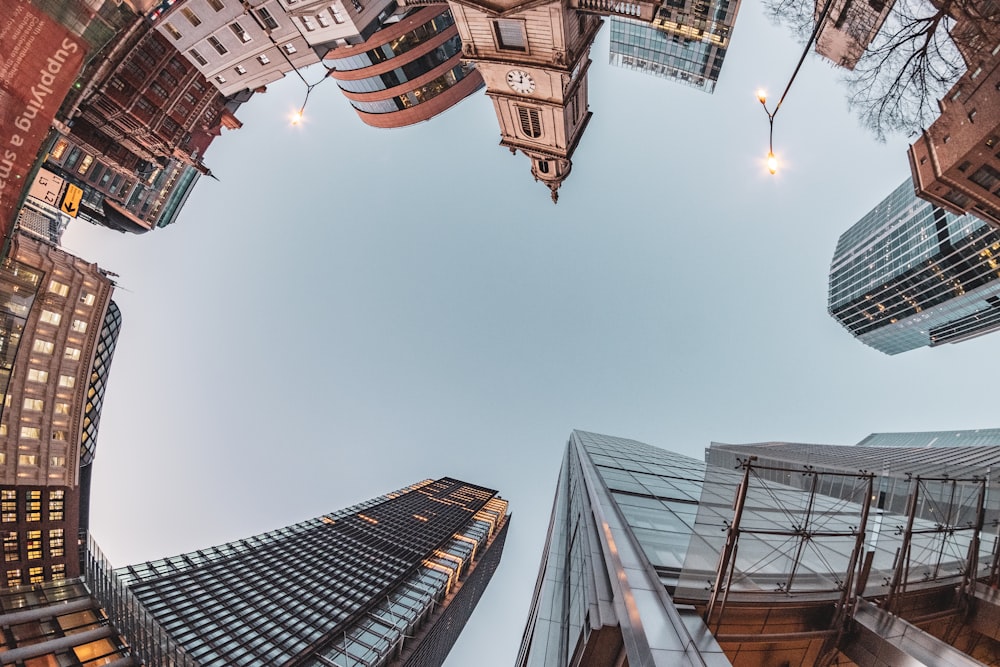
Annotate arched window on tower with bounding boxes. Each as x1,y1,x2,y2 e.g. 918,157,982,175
538,161,550,174
517,106,542,139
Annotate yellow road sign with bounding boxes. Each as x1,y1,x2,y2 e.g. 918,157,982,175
61,184,83,217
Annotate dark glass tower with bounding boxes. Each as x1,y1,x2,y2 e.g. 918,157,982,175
518,430,1000,667
828,178,1000,354
116,478,509,666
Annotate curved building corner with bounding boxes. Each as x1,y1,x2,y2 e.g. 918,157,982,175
326,6,483,128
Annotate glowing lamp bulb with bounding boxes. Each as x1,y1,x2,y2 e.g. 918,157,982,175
291,110,303,125
766,152,778,175
756,89,767,104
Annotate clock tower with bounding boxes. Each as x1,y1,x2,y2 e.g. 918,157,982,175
445,0,602,202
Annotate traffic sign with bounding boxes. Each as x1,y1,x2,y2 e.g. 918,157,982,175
61,184,83,217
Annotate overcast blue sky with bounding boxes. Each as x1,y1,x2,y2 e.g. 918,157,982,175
62,3,1000,665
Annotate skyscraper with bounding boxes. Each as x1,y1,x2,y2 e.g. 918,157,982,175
518,430,1000,666
828,177,1000,354
0,231,119,587
114,477,509,666
608,17,729,92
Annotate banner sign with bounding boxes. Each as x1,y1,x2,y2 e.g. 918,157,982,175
0,0,86,243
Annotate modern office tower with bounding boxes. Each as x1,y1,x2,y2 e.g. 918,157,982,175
325,5,484,128
519,430,1000,667
828,177,1000,354
908,38,1000,228
116,477,509,666
608,17,728,92
0,231,119,588
609,0,741,92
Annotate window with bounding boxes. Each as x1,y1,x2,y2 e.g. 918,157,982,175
49,529,64,557
150,81,169,99
22,398,42,411
6,569,20,586
494,19,527,51
28,567,42,584
234,65,247,75
517,106,542,138
284,43,297,54
230,22,251,42
164,22,182,40
216,75,227,84
64,348,81,361
54,403,70,415
301,16,316,31
51,431,66,441
32,340,54,355
969,164,1000,191
18,454,38,465
135,97,155,114
51,140,68,160
48,280,69,296
256,7,278,29
317,13,330,27
39,310,61,325
51,564,65,580
189,49,208,66
81,292,96,306
4,533,18,562
181,7,201,25
71,319,87,333
26,531,40,560
49,456,65,468
58,375,75,389
77,155,94,175
258,54,270,65
330,6,345,23
208,0,224,9
208,36,228,55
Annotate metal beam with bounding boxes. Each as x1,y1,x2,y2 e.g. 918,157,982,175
840,600,987,667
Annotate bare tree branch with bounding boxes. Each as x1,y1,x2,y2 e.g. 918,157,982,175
764,0,1000,140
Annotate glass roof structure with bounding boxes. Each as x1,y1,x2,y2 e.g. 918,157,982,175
518,430,1000,667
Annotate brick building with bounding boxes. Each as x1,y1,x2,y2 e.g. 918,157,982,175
908,40,1000,227
55,11,243,232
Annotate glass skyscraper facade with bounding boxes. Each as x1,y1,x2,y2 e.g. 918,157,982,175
518,430,1000,666
608,18,726,92
116,477,509,667
829,178,1000,354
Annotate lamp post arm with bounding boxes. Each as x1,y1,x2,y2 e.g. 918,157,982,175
773,0,838,117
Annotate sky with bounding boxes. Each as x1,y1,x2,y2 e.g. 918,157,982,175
59,2,1000,665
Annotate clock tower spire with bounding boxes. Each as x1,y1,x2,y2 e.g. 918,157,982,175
445,0,602,201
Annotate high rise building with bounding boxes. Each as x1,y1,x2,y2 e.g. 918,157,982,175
608,17,731,92
116,477,509,666
609,0,741,92
0,231,120,587
518,430,1000,666
828,177,1000,354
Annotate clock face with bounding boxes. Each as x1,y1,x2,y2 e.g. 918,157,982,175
506,70,535,95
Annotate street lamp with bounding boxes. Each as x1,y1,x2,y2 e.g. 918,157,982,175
756,0,836,175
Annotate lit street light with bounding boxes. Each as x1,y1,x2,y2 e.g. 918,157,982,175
756,0,836,175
